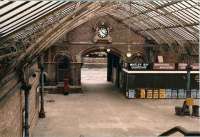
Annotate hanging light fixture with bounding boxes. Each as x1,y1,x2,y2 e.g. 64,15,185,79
126,1,132,58
126,51,132,58
106,48,111,52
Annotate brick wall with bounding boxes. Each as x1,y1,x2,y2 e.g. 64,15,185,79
0,87,22,137
0,63,40,137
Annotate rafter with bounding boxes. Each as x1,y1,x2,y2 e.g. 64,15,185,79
121,0,183,22
137,22,199,32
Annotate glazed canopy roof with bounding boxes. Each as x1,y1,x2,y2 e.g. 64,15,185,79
0,0,199,60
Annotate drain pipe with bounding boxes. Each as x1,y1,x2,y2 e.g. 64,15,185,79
20,65,31,137
39,64,46,118
23,82,31,137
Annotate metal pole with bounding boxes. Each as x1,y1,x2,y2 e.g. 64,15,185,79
39,65,45,118
186,64,191,98
24,85,30,137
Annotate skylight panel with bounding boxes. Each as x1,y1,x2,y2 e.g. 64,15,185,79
2,2,66,36
1,1,26,15
1,1,50,28
1,1,60,33
1,1,39,22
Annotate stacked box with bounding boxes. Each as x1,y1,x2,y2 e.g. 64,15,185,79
153,89,159,99
171,89,178,99
146,89,153,99
197,91,200,99
166,89,172,98
140,89,146,98
178,89,186,99
159,89,166,99
126,91,129,97
191,89,197,98
128,89,136,98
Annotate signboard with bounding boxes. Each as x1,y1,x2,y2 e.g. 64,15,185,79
178,63,187,70
191,63,199,70
153,63,175,70
178,63,199,70
128,63,149,70
158,56,164,63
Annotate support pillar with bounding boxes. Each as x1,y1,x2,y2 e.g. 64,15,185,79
39,56,46,118
107,53,113,82
47,48,54,82
20,66,31,137
69,62,82,93
186,64,192,98
21,82,32,137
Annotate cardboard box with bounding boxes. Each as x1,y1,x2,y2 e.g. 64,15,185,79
153,90,159,99
159,89,166,98
146,90,153,99
140,89,146,98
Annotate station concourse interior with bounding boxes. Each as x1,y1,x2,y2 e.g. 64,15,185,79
0,1,200,137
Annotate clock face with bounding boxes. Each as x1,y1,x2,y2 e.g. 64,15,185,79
98,27,108,38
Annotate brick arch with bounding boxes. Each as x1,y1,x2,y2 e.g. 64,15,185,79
80,46,122,58
53,52,73,63
128,51,147,62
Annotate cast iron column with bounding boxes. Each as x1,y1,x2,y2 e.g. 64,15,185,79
39,65,46,118
186,64,192,98
21,82,31,137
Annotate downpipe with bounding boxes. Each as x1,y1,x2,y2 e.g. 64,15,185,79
21,82,32,137
39,65,45,118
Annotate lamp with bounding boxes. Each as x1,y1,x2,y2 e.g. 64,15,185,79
126,51,132,58
126,1,132,58
107,48,111,52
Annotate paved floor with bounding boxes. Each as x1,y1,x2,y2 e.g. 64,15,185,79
33,68,200,137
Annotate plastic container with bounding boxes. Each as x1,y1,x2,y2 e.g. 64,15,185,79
178,89,186,99
171,89,178,99
191,89,197,98
166,89,172,98
127,89,136,99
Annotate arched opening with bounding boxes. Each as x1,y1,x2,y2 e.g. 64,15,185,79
80,46,121,87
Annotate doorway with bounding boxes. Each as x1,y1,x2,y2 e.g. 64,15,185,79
56,56,70,83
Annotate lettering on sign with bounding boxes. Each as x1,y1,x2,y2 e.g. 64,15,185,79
178,63,187,70
153,63,175,70
129,63,149,70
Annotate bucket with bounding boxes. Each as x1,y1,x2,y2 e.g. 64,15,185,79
192,105,199,117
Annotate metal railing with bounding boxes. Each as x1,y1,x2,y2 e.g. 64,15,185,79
159,126,200,136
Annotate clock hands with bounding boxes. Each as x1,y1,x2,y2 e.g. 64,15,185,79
99,28,108,38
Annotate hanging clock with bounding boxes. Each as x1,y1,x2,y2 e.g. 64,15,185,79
93,22,112,43
98,26,108,38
